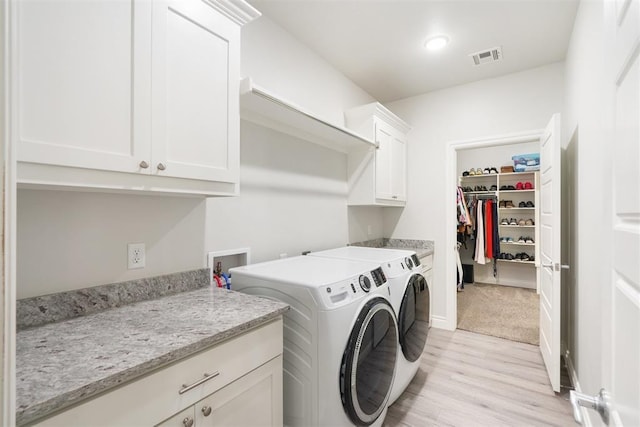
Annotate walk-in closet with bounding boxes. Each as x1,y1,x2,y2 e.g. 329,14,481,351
455,141,541,345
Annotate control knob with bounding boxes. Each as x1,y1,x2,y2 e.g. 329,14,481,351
358,275,371,292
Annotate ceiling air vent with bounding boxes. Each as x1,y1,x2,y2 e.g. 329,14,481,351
469,46,503,66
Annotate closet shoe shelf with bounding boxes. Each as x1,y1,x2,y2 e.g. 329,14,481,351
459,170,540,279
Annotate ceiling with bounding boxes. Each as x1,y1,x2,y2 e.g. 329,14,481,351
248,0,579,102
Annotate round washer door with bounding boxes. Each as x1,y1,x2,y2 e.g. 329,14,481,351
340,297,397,426
398,273,430,362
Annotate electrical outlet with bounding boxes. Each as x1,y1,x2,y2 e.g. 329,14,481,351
128,243,146,269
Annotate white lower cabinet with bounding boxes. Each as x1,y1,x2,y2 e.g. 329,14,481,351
33,319,283,427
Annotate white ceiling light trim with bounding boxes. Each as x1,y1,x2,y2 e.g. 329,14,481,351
424,35,449,51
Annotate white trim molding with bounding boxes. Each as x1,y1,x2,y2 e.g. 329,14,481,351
563,346,592,427
444,129,544,332
202,0,261,26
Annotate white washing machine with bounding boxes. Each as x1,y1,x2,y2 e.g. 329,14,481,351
230,255,398,427
308,247,431,405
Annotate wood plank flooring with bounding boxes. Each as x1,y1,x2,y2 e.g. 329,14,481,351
385,328,574,426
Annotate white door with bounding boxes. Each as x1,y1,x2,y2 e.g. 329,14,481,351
602,0,640,424
390,132,407,202
374,121,393,201
539,113,561,393
151,0,240,183
15,0,152,173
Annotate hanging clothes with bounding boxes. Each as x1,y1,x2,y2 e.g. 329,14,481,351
474,200,487,264
485,198,494,260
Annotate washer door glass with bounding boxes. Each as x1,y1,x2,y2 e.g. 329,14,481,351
340,297,397,426
398,274,430,362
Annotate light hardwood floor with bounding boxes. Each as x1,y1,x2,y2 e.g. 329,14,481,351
385,328,574,426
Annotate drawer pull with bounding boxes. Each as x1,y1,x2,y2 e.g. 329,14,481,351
179,371,220,395
201,406,212,417
182,417,194,427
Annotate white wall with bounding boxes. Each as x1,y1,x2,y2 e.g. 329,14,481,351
384,62,564,322
16,190,207,299
562,0,607,417
205,121,350,263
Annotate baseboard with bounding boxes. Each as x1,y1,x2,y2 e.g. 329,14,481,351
431,315,454,331
563,347,592,427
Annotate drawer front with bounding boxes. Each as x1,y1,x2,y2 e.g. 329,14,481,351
420,254,433,272
34,318,283,426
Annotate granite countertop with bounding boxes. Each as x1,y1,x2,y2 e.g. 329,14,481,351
16,286,289,425
350,238,434,259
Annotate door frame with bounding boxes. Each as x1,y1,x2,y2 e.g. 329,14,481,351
444,129,544,331
2,0,17,422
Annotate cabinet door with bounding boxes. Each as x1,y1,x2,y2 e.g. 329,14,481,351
374,122,394,200
156,407,195,427
390,132,407,201
15,0,152,173
194,356,283,427
151,0,240,183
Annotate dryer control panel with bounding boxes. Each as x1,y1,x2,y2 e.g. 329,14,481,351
320,269,388,309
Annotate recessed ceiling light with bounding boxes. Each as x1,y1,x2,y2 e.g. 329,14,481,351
425,35,449,51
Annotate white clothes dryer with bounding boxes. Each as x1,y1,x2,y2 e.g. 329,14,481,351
308,247,430,405
230,256,398,427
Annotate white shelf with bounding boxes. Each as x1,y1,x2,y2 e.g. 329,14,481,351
497,259,536,265
501,242,535,246
239,78,377,153
499,207,535,210
499,189,535,193
499,224,535,228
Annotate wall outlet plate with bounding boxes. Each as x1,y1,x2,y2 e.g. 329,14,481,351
128,243,145,269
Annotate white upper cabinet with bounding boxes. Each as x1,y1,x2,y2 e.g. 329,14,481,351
345,103,410,206
13,0,259,196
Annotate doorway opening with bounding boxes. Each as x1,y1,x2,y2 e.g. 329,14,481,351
445,130,544,345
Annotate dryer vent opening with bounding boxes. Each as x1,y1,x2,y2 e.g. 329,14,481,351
469,46,503,66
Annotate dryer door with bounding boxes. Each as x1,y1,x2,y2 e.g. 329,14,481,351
398,273,430,362
340,297,397,426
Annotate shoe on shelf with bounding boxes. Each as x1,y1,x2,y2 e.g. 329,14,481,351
499,200,506,208
524,182,533,189
469,169,476,176
518,219,526,226
526,201,534,207
529,255,535,262
490,185,497,191
525,218,535,226
517,236,526,243
509,218,518,225
500,218,509,225
462,171,470,177
484,168,491,174
519,201,526,208
507,185,516,190
521,253,531,261
525,237,534,244
476,167,484,175
500,185,508,190
505,200,515,208
516,182,524,190
506,237,514,243
490,167,498,174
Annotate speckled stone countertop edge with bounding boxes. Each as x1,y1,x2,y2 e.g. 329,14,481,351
16,287,289,426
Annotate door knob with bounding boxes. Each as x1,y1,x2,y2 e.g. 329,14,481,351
569,389,610,425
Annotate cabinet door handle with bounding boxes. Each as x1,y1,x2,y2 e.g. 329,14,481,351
139,161,149,169
157,163,166,171
182,417,194,427
201,406,212,417
179,371,220,395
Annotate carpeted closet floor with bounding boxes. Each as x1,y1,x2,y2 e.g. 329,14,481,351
457,282,539,345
